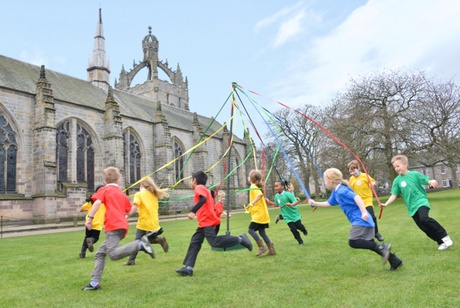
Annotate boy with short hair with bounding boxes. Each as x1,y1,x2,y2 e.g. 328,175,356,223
176,171,252,277
382,155,453,250
347,160,384,242
82,167,154,290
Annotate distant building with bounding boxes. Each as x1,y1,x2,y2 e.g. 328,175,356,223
0,9,250,222
410,163,460,188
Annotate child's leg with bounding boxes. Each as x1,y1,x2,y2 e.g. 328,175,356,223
183,228,206,268
295,219,308,235
248,227,260,242
412,206,447,244
125,229,147,265
90,230,101,244
348,226,391,263
204,226,240,248
106,229,139,260
258,228,271,245
287,222,303,244
366,206,378,233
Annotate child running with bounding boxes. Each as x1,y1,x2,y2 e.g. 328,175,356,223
246,170,275,256
308,168,403,271
82,167,154,290
275,182,298,224
273,180,308,245
176,171,252,277
124,177,170,266
347,160,384,242
79,185,105,258
212,190,227,234
382,155,453,250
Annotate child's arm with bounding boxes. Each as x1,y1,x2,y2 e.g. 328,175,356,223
308,199,331,208
249,194,263,206
85,200,102,230
381,194,397,207
354,195,369,221
188,195,206,219
126,204,138,217
428,179,438,188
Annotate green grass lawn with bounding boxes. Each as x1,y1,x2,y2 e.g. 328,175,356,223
1,190,459,307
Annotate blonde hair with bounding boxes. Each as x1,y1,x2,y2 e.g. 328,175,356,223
324,168,349,186
391,155,409,165
140,177,170,199
103,167,121,184
248,169,263,188
217,190,226,199
347,160,360,170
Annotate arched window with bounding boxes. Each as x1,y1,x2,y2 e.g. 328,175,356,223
56,120,94,190
123,129,141,184
173,141,184,182
0,115,18,194
76,124,95,191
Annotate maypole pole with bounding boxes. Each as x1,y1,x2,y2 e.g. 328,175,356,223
225,82,237,235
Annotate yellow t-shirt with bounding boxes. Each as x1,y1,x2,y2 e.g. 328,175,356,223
248,184,270,224
349,172,376,206
133,189,160,231
80,202,106,231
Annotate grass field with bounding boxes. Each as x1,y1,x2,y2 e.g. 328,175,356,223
1,190,459,307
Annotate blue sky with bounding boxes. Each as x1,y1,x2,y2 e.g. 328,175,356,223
2,0,460,138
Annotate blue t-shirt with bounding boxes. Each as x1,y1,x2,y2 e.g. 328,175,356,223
327,184,374,227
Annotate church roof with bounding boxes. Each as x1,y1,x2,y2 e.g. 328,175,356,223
0,55,245,143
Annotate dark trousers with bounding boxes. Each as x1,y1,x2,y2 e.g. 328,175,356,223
412,206,447,244
287,220,307,244
366,206,379,234
183,226,240,267
83,229,101,248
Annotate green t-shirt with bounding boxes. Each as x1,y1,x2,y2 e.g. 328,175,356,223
390,171,431,216
274,191,301,223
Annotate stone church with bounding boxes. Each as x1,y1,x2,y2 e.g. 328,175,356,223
0,9,251,223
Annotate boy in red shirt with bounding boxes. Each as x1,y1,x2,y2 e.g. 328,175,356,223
82,167,154,290
176,171,252,277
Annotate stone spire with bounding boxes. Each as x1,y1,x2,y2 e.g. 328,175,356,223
87,8,110,92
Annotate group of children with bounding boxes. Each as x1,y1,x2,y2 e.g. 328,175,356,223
80,154,453,290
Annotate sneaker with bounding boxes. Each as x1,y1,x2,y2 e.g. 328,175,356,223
147,228,164,242
438,236,453,250
374,233,384,242
275,215,281,224
86,238,94,252
79,253,86,258
82,283,101,291
302,229,308,236
239,233,253,251
378,243,391,264
176,267,193,276
124,260,135,266
139,237,155,258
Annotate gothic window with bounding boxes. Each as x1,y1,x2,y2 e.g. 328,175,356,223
76,124,95,191
56,120,94,191
173,141,184,182
0,115,18,194
123,129,141,184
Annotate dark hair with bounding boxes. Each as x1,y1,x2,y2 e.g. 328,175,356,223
192,171,208,185
86,185,104,203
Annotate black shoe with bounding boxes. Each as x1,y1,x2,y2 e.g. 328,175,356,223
375,233,384,242
140,237,155,259
302,229,308,236
275,215,281,224
176,267,193,276
239,233,253,251
79,253,86,258
378,243,391,264
389,254,403,271
82,283,101,291
124,260,135,266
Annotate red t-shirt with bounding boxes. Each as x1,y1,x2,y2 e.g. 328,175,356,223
92,183,131,237
214,200,224,217
194,185,220,228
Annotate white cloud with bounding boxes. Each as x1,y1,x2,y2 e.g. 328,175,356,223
272,9,306,48
272,0,460,107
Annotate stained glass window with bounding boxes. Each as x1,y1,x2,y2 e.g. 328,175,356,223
174,141,184,182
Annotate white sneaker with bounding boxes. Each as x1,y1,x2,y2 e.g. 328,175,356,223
438,236,453,250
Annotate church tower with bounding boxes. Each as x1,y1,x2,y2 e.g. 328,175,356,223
87,8,110,92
